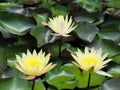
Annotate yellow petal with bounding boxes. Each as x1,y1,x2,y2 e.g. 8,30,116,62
25,76,36,80
36,63,56,76
42,22,48,26
43,15,77,37
72,61,81,68
71,47,112,73
85,47,89,55
15,63,30,75
15,49,56,79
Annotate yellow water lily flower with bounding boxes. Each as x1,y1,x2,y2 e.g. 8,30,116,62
15,50,56,80
71,47,112,77
42,15,77,37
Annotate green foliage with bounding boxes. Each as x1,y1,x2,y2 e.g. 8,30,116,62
89,40,120,57
60,63,105,88
0,2,22,10
51,5,70,16
107,65,120,77
105,0,120,8
34,79,46,90
74,21,99,42
112,55,120,64
74,0,102,12
0,0,119,90
0,11,34,35
45,68,77,89
30,13,56,47
101,78,120,90
0,78,31,90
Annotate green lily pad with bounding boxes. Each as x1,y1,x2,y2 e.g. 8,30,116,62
74,0,102,12
1,68,26,79
89,39,120,57
51,5,69,16
34,78,46,90
98,31,120,43
101,78,120,90
44,69,77,89
112,55,120,64
60,63,105,88
0,78,31,90
0,2,22,10
74,21,99,42
31,13,56,47
107,65,120,77
0,11,34,35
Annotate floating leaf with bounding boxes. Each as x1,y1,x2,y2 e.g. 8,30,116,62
51,5,69,16
101,78,120,90
78,71,105,88
105,0,120,8
60,63,105,88
44,69,77,89
74,21,99,42
31,13,56,47
49,43,76,57
112,55,120,64
74,0,102,12
0,78,31,90
74,12,104,25
0,2,22,10
0,11,34,35
1,68,25,79
98,31,120,43
107,65,120,77
89,39,120,57
34,78,46,90
100,17,120,32
30,26,56,47
33,13,48,25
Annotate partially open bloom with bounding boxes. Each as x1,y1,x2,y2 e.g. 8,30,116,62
71,47,112,77
42,15,77,37
15,50,56,80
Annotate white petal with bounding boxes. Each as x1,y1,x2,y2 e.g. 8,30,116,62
102,59,112,65
27,49,31,56
42,22,48,26
25,75,36,80
85,47,89,54
95,70,113,77
50,33,61,36
33,49,37,55
102,53,108,61
71,54,78,61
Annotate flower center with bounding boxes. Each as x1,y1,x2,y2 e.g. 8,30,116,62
84,57,96,64
27,58,39,67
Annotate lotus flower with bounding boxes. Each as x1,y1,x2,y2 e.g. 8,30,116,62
71,47,112,77
42,15,77,37
15,50,56,80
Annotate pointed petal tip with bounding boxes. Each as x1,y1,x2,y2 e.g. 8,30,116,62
95,70,113,77
42,22,48,26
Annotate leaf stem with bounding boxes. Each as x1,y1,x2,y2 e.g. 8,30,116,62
87,73,91,90
32,79,36,90
59,36,62,58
